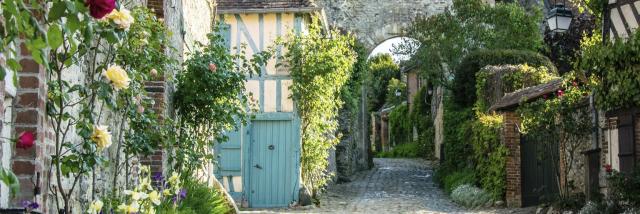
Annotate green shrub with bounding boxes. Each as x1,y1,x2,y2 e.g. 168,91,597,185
375,142,422,158
160,179,234,214
411,86,434,159
366,54,400,112
442,169,477,194
451,184,493,208
389,104,411,146
453,49,556,107
607,166,640,209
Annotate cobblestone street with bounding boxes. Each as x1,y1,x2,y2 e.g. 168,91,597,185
243,158,536,214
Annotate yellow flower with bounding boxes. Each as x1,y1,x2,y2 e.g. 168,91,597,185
139,177,153,191
104,65,130,90
124,190,148,200
117,201,140,214
88,199,103,214
91,125,112,149
168,172,180,185
148,190,161,205
163,189,171,196
106,8,135,30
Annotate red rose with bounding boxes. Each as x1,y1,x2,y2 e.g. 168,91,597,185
86,0,116,19
604,164,612,173
557,89,564,97
209,63,217,72
16,132,35,150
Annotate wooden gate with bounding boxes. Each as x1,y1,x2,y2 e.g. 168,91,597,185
247,115,300,208
520,135,559,207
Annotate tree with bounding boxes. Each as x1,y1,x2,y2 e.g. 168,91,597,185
366,54,400,112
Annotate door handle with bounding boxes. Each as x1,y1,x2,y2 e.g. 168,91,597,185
253,164,262,169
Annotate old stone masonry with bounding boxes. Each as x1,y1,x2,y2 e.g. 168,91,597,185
244,159,536,214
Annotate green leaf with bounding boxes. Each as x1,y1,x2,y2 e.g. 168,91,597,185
0,67,6,80
0,167,20,198
65,14,81,33
6,59,21,72
48,1,67,21
48,24,63,49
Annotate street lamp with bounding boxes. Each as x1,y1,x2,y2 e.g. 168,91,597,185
546,1,573,33
395,89,401,97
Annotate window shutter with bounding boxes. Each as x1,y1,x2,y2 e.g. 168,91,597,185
617,109,636,173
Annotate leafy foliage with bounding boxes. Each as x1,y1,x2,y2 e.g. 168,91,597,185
387,104,411,145
543,13,596,74
375,142,423,158
385,78,407,106
281,17,356,194
172,31,270,174
453,49,556,107
160,179,234,214
400,0,543,87
578,29,640,111
442,169,476,194
605,166,640,211
366,54,400,112
410,86,434,159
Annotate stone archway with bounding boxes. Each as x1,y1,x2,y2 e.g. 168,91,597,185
316,0,453,52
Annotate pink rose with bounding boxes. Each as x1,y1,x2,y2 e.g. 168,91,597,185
86,0,116,19
209,63,217,72
557,90,564,97
543,94,548,100
572,81,578,87
16,132,35,150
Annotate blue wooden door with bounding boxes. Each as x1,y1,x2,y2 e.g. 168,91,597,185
247,117,300,208
214,125,245,200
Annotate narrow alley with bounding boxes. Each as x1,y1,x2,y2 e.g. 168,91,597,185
244,159,536,214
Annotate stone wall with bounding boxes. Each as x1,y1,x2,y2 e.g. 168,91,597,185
315,0,452,52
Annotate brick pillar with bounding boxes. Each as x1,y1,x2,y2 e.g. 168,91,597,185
12,41,52,212
139,80,167,178
502,111,522,207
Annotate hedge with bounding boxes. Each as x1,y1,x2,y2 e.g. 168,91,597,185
452,49,556,107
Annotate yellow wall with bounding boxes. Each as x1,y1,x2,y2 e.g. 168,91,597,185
221,13,302,113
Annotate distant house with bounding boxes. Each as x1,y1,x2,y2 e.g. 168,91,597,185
213,0,321,208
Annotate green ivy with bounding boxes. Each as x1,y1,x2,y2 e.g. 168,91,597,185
388,104,411,146
578,30,640,111
281,17,356,195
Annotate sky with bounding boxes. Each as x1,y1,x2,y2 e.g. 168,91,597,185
368,37,416,62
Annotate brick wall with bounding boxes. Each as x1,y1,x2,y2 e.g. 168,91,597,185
139,80,167,177
148,0,164,18
502,111,522,207
13,41,51,212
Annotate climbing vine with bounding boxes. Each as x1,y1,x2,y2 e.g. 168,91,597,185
472,64,558,200
578,30,640,111
516,72,592,198
281,17,356,195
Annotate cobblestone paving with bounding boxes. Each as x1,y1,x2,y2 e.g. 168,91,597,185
242,158,535,214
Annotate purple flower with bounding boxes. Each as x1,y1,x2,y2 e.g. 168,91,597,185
179,188,187,199
152,172,164,182
21,200,39,210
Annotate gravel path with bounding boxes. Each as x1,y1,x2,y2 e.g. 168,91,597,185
241,158,536,214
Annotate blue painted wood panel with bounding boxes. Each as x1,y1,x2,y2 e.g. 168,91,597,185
248,119,300,208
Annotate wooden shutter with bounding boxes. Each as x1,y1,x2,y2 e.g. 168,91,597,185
617,109,636,173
